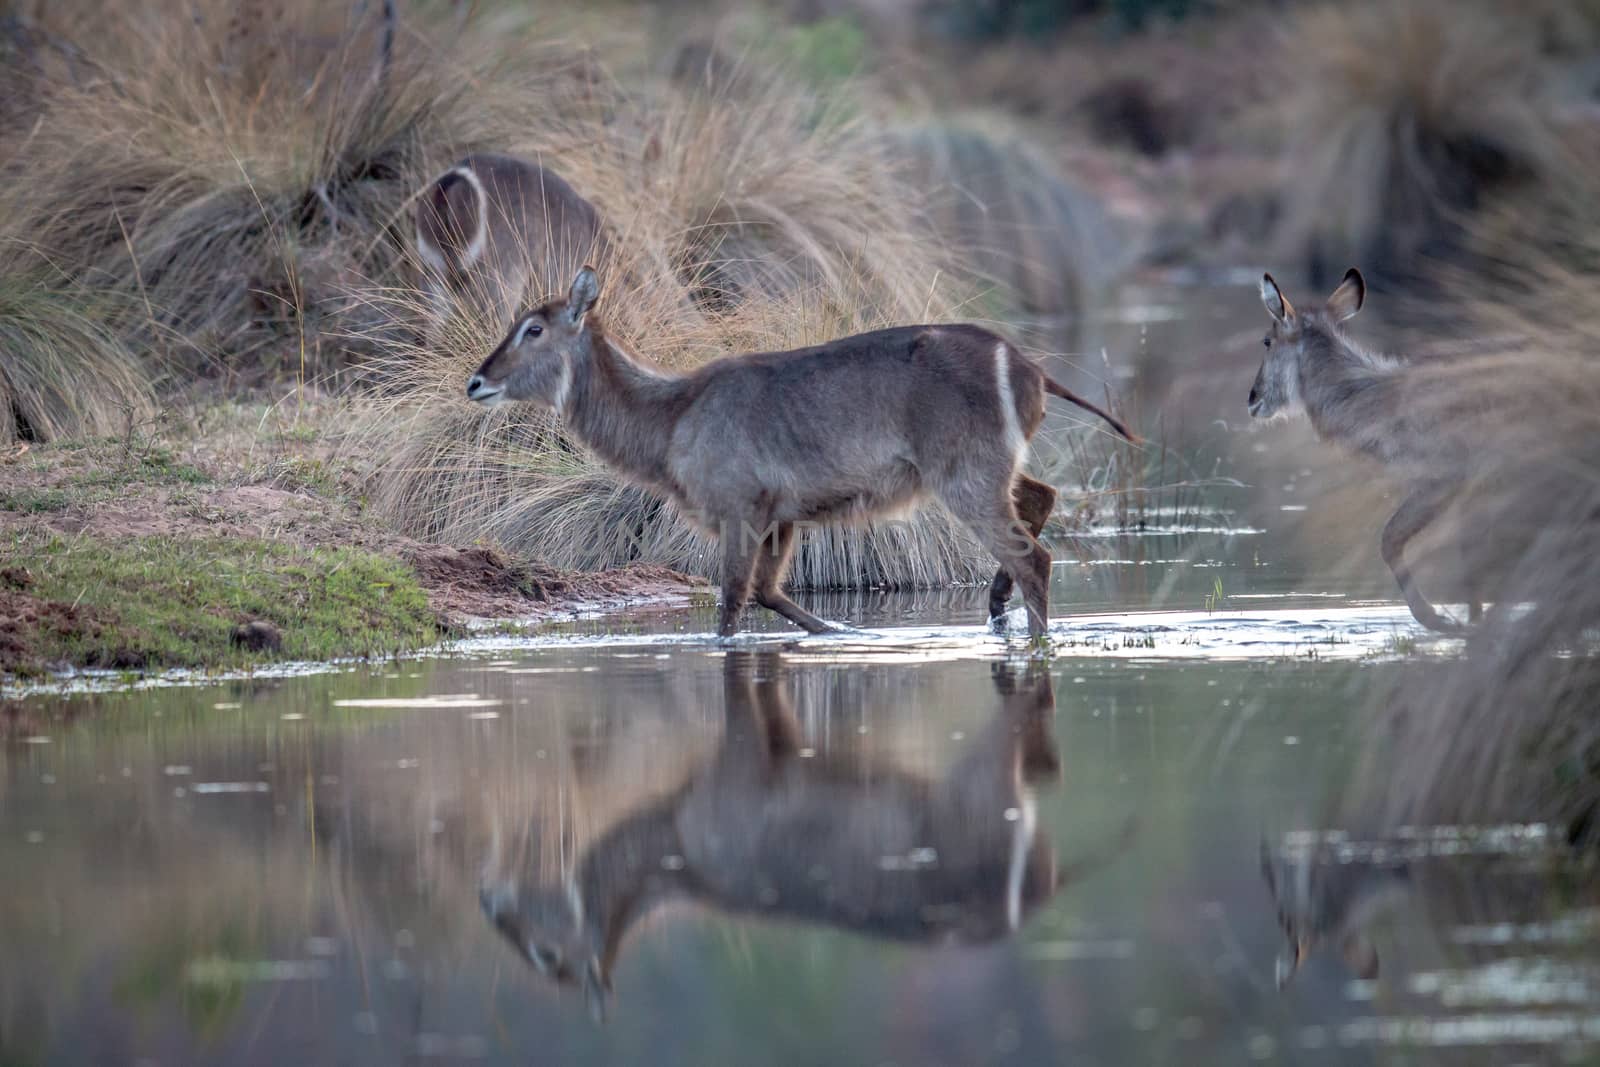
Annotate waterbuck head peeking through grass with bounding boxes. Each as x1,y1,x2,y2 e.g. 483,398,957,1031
1248,268,1366,419
467,266,1138,641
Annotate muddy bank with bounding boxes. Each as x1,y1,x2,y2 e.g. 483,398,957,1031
0,406,704,678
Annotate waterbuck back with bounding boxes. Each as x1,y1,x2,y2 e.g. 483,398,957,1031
416,154,606,339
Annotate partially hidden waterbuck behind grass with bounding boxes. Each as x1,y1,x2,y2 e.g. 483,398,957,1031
478,652,1134,1019
1248,268,1488,633
416,154,607,343
466,266,1137,639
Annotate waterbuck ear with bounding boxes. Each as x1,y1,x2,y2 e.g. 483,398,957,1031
1260,273,1295,325
566,266,601,325
1326,268,1366,322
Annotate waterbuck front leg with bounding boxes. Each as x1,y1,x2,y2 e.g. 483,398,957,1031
989,476,1059,623
1381,483,1465,634
753,522,833,635
717,524,760,638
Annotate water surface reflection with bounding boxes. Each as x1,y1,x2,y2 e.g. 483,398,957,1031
2,639,1596,1065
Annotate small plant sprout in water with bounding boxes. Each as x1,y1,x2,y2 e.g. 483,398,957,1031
1204,576,1226,614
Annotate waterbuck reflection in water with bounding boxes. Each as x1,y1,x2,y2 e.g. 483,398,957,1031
479,652,1134,1019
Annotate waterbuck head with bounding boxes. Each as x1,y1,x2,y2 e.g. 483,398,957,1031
466,266,602,408
479,878,612,1020
1248,268,1366,418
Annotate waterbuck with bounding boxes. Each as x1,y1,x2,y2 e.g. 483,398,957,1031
415,154,605,341
479,652,1132,1019
466,266,1137,639
1248,268,1480,633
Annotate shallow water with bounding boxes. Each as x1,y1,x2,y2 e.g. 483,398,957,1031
4,282,1596,1065
4,550,1595,1066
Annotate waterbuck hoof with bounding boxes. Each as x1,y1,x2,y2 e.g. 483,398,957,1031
989,605,1028,636
1413,611,1468,636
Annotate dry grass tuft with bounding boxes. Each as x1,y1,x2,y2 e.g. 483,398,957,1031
639,79,951,317
0,273,154,443
0,0,607,381
1271,0,1569,283
1353,210,1600,839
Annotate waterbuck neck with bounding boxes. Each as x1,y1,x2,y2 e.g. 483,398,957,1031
1295,319,1404,447
573,799,690,972
561,328,691,487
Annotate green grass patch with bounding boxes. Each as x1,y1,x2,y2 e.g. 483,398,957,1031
0,449,214,518
66,448,211,490
0,487,74,513
2,532,440,675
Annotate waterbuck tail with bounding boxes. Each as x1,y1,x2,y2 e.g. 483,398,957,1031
1043,376,1139,443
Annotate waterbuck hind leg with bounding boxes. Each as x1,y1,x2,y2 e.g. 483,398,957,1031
990,476,1059,621
719,650,799,768
1381,485,1463,634
952,487,1052,640
753,523,832,635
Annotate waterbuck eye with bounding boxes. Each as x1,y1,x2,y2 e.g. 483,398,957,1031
514,320,544,346
1263,337,1273,349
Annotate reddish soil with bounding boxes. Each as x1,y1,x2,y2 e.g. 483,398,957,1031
0,587,138,674
401,544,699,626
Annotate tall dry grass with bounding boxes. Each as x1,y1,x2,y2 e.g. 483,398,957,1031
0,0,609,386
0,0,1137,588
0,272,155,442
1270,0,1571,284
1351,203,1600,841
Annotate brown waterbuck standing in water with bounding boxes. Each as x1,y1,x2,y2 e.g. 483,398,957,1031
465,267,1137,639
479,652,1133,1019
1248,269,1483,633
415,154,606,342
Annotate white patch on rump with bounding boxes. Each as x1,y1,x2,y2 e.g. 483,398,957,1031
1005,793,1038,931
994,343,1027,467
